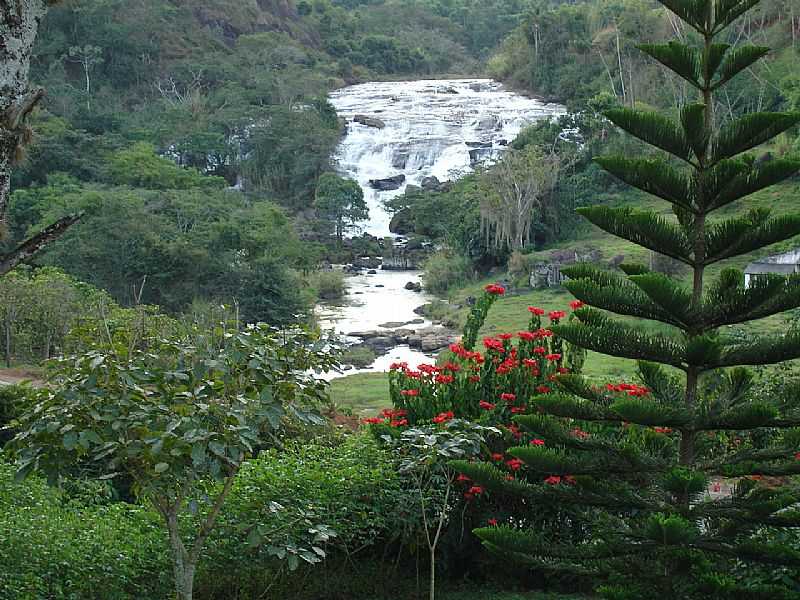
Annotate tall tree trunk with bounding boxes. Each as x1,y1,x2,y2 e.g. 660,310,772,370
167,510,197,600
1,1,80,276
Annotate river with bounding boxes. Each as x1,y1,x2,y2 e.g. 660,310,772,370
319,79,564,378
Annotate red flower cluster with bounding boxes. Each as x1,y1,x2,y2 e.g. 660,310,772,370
485,284,506,295
606,382,650,396
544,475,576,485
548,310,566,321
536,385,551,394
530,438,545,446
400,389,419,397
570,426,590,440
528,306,545,315
506,458,523,471
653,427,673,434
432,411,455,424
545,353,562,362
500,392,516,402
480,400,496,411
435,374,455,384
487,518,498,526
569,300,584,310
483,337,505,352
389,361,408,371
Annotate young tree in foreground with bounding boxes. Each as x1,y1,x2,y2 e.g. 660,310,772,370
456,0,800,596
13,324,336,600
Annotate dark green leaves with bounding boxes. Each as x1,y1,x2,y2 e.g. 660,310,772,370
712,45,770,88
680,103,709,160
604,109,691,161
705,211,800,264
653,0,710,33
594,157,693,210
576,207,693,264
637,42,700,87
713,112,800,163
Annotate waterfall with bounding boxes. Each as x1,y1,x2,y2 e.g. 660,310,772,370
319,79,564,379
329,79,565,237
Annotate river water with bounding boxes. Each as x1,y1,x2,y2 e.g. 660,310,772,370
319,79,564,377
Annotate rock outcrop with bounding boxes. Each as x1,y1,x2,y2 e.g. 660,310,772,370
369,174,405,191
353,114,386,129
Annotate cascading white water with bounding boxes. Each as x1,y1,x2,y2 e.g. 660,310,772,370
319,79,564,378
330,79,566,237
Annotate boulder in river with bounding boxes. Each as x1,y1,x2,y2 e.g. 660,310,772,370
353,114,386,129
369,174,406,191
420,176,443,192
404,281,422,292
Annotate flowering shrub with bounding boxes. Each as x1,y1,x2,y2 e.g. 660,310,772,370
386,286,584,426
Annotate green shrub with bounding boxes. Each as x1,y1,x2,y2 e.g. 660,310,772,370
341,344,377,368
0,462,170,600
0,435,417,600
313,268,347,300
422,250,475,295
0,384,33,446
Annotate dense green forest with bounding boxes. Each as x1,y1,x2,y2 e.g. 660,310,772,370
3,0,533,324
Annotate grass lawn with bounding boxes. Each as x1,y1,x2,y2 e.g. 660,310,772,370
329,372,391,417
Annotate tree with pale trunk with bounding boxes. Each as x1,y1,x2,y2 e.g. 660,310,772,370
1,0,80,277
479,146,564,252
13,323,337,600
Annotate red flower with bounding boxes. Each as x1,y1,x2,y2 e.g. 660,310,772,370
498,333,514,340
545,353,562,362
487,518,498,526
506,458,523,471
400,389,420,397
485,284,506,295
479,400,496,411
535,385,551,394
442,362,461,373
491,453,504,461
469,375,481,383
518,331,536,341
548,310,566,321
404,370,422,379
653,427,673,434
435,374,455,384
483,337,505,352
389,361,408,370
390,419,408,427
510,406,526,414
432,411,455,424
530,438,545,446
794,452,800,461
468,485,484,495
564,475,577,485
500,392,516,402
557,367,570,374
528,306,545,315
571,427,590,439
544,475,561,485
382,408,407,418
456,473,471,482
533,346,547,355
569,300,584,310
361,417,384,424
505,474,515,481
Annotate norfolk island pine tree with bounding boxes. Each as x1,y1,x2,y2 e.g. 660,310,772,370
452,0,800,597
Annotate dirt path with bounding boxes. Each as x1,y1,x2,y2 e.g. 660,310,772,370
0,368,44,387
